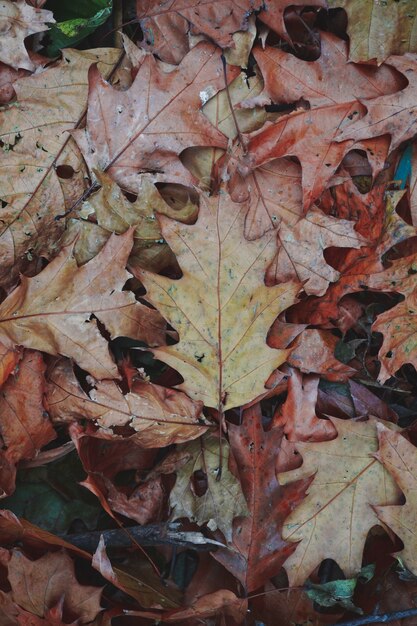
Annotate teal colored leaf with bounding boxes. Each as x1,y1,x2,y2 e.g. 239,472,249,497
305,564,375,614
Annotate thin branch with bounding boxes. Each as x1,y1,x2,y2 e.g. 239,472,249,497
333,607,417,626
59,523,225,552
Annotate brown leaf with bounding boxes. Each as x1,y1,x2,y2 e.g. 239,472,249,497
287,329,356,381
134,192,299,411
212,404,308,591
0,230,167,379
374,425,417,576
162,589,247,623
0,350,55,496
0,342,21,387
328,0,417,63
0,48,120,289
0,1,54,70
267,207,367,296
338,55,417,152
5,549,102,623
278,417,401,585
92,536,181,609
163,433,248,542
74,42,239,193
46,358,207,447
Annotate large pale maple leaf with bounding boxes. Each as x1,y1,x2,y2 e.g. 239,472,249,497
278,417,400,585
0,48,120,289
74,42,239,194
0,230,166,380
134,192,299,411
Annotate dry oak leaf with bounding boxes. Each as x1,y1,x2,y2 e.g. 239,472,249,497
278,416,401,586
212,403,309,592
0,0,54,70
70,170,198,273
0,350,55,496
338,55,417,153
4,549,102,623
328,0,417,64
134,192,299,411
252,32,404,108
161,589,247,623
266,207,367,296
165,433,248,542
74,42,239,194
0,47,120,289
374,425,417,576
0,341,20,387
46,358,207,448
0,230,167,380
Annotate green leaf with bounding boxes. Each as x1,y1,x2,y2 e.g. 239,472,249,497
305,564,375,614
45,0,112,57
2,452,100,534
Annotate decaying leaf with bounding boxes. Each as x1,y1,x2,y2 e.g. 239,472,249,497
278,417,400,585
74,42,239,192
0,0,54,70
213,404,308,591
0,231,167,379
163,433,248,542
135,192,299,411
0,47,120,289
3,549,102,623
0,350,55,496
374,425,417,576
329,0,417,63
46,358,207,447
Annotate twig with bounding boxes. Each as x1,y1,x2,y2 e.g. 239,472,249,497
333,607,417,626
59,523,225,552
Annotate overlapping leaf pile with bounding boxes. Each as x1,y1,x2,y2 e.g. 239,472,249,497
2,0,417,624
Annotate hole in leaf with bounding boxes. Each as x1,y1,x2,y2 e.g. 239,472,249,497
56,164,75,179
192,469,208,496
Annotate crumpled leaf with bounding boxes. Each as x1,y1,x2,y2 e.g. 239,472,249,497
0,47,120,289
134,192,299,411
163,433,248,542
266,207,367,296
287,329,357,381
329,0,417,63
212,404,308,591
374,425,417,576
3,549,102,623
252,32,404,108
0,0,54,70
0,350,55,497
46,358,207,447
338,55,417,154
74,42,239,193
0,230,167,380
70,170,198,273
92,536,181,609
278,417,401,585
305,564,375,614
0,341,20,387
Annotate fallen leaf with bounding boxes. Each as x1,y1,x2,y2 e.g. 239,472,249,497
267,207,367,296
5,549,102,623
0,0,54,70
0,342,21,387
278,417,401,585
165,433,248,542
74,42,239,193
162,589,247,622
287,329,357,381
0,350,55,496
134,192,299,411
46,358,207,447
329,0,417,63
374,424,417,576
0,230,167,380
0,48,120,289
338,55,417,153
92,536,181,609
213,404,308,591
